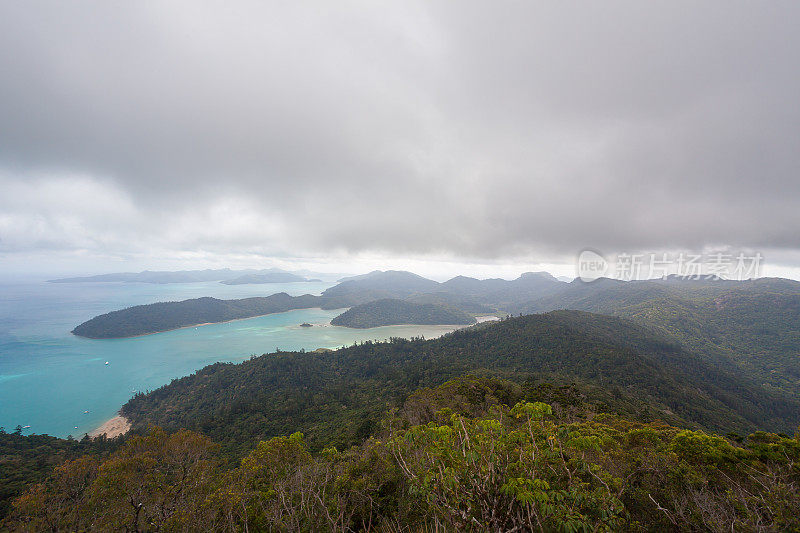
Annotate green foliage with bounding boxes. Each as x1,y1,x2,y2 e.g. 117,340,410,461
0,431,118,520
330,298,476,328
7,381,800,532
6,428,220,532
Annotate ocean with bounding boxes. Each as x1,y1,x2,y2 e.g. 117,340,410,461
0,277,461,438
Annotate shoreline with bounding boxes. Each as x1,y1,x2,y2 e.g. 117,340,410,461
88,415,131,439
337,322,474,330
74,307,347,340
74,308,477,340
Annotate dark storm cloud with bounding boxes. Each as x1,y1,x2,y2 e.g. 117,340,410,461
1,1,799,262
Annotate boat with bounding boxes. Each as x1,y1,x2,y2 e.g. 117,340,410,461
104,361,109,365
22,425,31,429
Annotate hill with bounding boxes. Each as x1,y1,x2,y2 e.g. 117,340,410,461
330,298,476,328
320,270,441,305
7,377,800,531
404,291,496,314
440,271,564,308
514,277,800,396
321,270,566,311
120,311,800,457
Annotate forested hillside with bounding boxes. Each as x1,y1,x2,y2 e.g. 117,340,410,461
8,310,800,529
330,298,476,328
6,377,800,531
120,312,800,459
0,431,119,519
516,277,800,396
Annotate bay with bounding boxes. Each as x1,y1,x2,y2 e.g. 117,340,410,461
0,277,461,438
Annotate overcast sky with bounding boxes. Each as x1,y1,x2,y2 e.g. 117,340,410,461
1,1,799,279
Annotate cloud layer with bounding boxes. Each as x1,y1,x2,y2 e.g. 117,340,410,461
1,1,799,271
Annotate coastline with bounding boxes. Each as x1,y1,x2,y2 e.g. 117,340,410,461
74,307,347,340
336,322,474,330
74,308,477,340
88,415,131,439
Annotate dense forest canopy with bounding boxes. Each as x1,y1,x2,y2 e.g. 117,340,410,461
5,377,800,531
330,298,476,328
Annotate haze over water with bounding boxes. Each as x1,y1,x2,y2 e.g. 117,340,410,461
0,278,461,438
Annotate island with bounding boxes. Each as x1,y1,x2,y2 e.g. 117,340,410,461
72,293,329,339
50,268,326,285
329,299,476,328
220,272,314,284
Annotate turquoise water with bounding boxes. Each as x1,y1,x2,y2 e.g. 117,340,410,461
0,278,461,438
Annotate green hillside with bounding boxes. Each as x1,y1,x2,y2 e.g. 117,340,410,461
517,277,800,396
330,298,476,328
120,311,800,459
6,377,799,532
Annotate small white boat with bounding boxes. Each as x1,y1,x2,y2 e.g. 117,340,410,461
104,361,109,365
22,425,31,429
84,410,89,414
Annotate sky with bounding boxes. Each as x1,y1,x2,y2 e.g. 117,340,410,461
1,2,799,280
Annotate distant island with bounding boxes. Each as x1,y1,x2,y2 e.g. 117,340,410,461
221,272,319,285
50,268,330,285
330,299,475,328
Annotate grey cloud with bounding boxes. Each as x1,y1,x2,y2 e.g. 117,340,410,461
1,1,799,266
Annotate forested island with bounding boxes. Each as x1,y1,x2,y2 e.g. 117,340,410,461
71,293,328,338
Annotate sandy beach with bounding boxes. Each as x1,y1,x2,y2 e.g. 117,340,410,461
89,415,131,438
